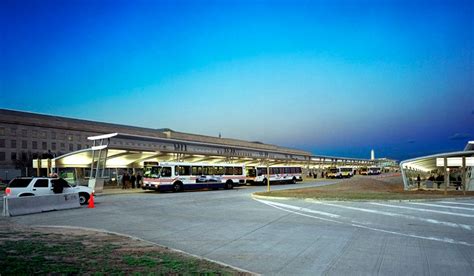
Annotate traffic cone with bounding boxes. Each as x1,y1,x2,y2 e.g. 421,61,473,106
88,192,95,208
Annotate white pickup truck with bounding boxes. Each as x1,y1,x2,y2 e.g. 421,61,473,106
5,177,93,205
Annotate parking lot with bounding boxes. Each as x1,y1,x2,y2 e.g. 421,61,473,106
2,180,474,275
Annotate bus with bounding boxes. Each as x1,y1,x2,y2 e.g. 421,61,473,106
142,162,246,192
339,166,355,178
245,166,302,185
368,166,381,175
360,166,381,175
326,167,342,178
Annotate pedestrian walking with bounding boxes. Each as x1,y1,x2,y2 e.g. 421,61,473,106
136,173,142,188
131,173,136,189
123,172,131,189
121,172,126,189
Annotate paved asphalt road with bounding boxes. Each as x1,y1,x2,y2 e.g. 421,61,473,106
3,180,474,275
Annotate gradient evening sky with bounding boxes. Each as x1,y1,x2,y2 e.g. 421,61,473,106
1,0,473,160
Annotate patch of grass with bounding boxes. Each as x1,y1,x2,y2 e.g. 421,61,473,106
0,225,249,275
123,255,159,267
256,176,474,200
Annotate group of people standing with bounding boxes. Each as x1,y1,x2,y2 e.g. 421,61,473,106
121,172,142,189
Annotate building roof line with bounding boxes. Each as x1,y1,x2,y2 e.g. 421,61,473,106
88,132,312,157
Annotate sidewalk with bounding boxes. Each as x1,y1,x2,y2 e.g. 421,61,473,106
98,187,147,196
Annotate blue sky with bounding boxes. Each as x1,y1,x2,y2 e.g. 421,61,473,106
1,0,473,160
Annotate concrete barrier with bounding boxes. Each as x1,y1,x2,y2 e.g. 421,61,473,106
2,193,81,217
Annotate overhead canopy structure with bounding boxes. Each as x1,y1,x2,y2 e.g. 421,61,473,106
465,141,474,151
400,141,474,191
30,132,389,192
36,148,163,169
34,132,379,171
400,151,474,172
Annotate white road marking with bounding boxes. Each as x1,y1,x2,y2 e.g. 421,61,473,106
409,202,474,211
370,203,474,218
440,201,474,207
254,199,474,247
312,201,472,231
256,199,341,218
256,199,343,224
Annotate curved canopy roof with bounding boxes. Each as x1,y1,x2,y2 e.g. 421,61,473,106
33,132,378,169
400,141,474,172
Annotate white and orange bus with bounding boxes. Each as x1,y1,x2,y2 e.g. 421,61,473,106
245,166,303,185
142,162,246,192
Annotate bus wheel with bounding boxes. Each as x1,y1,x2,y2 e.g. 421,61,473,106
225,180,233,190
172,182,183,192
291,177,297,184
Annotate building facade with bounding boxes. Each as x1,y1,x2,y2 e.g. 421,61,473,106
1,109,384,182
0,109,313,177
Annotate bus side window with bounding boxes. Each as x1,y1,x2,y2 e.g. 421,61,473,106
234,167,242,175
182,166,191,175
191,166,202,176
216,166,225,175
161,167,172,177
197,166,203,175
176,166,190,176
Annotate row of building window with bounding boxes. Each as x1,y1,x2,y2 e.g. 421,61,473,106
0,151,18,161
0,139,87,151
0,152,16,161
0,127,91,142
0,151,63,162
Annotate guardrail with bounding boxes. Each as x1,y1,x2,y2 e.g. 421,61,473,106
2,193,81,217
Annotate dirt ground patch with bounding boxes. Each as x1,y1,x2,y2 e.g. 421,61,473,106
256,176,474,200
0,222,252,275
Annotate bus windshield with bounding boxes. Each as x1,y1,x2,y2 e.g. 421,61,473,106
330,168,338,173
144,166,162,178
246,168,256,177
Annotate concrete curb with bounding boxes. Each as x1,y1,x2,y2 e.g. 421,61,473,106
96,190,147,197
33,224,259,276
251,193,474,203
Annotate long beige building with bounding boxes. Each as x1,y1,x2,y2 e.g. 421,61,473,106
0,109,380,179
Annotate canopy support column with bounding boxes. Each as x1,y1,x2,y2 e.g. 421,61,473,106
88,138,110,193
462,157,466,195
444,157,448,195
